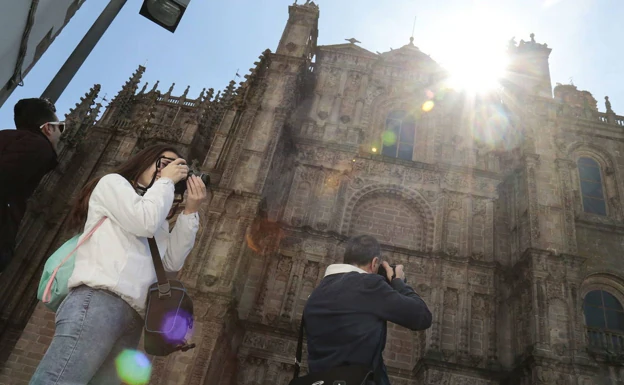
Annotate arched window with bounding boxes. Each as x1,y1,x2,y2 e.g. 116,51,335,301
382,111,415,160
578,157,606,216
583,290,624,352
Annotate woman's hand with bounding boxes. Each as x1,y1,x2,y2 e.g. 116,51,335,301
160,158,188,184
184,175,208,214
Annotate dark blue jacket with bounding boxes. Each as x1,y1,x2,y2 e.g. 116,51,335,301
303,266,432,385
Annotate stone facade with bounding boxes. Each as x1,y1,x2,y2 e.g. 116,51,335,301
1,2,624,384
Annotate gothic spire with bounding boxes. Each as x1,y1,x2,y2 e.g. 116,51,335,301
192,88,209,123
165,83,175,97
206,88,215,102
133,83,159,135
233,49,272,107
210,90,224,127
100,64,145,125
222,80,237,102
197,87,206,101
150,80,160,93
65,84,101,123
138,82,149,95
116,65,146,100
62,84,101,148
195,87,214,121
182,85,190,99
90,102,103,121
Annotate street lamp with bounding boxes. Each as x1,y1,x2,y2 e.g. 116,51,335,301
139,0,190,33
40,0,191,104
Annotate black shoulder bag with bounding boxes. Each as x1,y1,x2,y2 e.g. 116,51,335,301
289,315,383,385
144,237,196,356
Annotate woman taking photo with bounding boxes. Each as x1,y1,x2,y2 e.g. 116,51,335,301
31,144,207,384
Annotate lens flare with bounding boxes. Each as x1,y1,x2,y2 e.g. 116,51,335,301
381,130,397,146
469,101,519,150
246,218,284,255
371,147,378,153
115,350,152,385
161,310,192,343
422,101,435,112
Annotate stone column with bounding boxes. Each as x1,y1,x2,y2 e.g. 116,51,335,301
462,195,472,256
278,255,306,324
458,291,470,357
556,159,578,254
487,293,498,365
329,95,342,124
433,192,446,252
180,188,230,286
353,99,364,126
525,154,541,249
484,199,495,260
309,92,321,119
534,276,548,350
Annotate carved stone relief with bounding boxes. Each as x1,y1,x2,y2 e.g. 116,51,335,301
339,71,362,120
341,184,435,250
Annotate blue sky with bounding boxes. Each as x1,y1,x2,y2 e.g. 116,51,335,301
0,0,622,129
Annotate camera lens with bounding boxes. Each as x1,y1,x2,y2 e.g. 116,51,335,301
174,171,210,195
198,173,210,187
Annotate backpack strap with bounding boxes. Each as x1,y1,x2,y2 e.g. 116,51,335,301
147,237,171,298
42,216,107,304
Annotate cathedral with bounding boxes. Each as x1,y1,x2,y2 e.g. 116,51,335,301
1,2,624,384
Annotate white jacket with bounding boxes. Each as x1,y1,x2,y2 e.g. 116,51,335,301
67,173,199,315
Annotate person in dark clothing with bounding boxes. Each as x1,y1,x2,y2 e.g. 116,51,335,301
0,98,62,272
303,235,432,385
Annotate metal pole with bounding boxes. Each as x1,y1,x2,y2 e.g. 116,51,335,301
41,0,128,104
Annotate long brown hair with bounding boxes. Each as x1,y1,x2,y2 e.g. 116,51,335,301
67,144,181,233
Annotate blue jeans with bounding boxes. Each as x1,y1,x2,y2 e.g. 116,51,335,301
31,285,143,385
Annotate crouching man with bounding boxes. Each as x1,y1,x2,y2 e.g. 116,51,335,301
303,235,432,385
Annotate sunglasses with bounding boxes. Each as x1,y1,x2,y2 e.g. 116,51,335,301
40,121,66,133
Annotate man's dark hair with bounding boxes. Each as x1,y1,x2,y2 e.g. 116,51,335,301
13,98,57,131
343,235,381,267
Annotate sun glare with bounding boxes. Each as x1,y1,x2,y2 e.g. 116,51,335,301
437,9,511,94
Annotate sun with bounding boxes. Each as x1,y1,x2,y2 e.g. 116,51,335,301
445,47,508,94
436,8,512,94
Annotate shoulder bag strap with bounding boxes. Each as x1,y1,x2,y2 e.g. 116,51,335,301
291,315,385,382
147,237,171,298
292,313,305,379
370,323,386,384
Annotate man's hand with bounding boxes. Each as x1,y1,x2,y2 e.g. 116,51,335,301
394,264,406,281
183,175,207,214
382,261,406,282
381,261,405,282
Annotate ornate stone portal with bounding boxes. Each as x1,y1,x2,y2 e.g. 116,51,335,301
0,2,623,384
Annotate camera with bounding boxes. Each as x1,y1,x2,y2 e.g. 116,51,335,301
174,170,210,195
377,264,407,284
